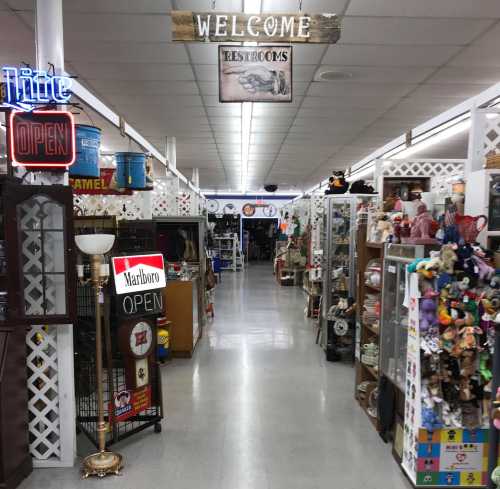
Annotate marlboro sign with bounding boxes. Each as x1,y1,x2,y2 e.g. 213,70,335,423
112,254,166,295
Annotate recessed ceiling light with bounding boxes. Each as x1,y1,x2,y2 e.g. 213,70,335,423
316,70,353,82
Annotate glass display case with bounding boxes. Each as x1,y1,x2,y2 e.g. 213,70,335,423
321,195,378,351
380,244,432,391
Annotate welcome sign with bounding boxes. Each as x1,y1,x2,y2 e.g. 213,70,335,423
171,11,341,44
112,254,166,295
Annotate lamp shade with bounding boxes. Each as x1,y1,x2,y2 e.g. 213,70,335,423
75,234,115,255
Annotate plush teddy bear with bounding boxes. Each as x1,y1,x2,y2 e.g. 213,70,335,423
325,171,349,195
440,244,458,274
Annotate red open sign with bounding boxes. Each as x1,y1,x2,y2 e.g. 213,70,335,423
8,110,76,168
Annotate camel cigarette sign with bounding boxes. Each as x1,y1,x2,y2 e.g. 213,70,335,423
219,45,292,103
171,11,341,44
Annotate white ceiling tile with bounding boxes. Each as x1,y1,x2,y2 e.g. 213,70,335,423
62,0,173,13
86,79,200,95
64,13,172,42
66,41,187,63
323,44,460,68
346,0,500,18
339,17,493,46
428,66,500,85
308,81,416,98
450,44,500,68
302,94,399,110
322,63,435,86
73,62,194,81
261,0,348,12
176,0,242,9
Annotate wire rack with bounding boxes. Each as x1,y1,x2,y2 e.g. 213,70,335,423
74,283,163,448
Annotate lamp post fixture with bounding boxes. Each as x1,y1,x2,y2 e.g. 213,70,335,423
75,234,123,478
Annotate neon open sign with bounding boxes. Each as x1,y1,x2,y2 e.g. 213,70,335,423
8,110,76,168
1,66,72,111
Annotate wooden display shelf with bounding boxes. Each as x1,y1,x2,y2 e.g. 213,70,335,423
361,363,379,380
366,241,384,249
355,222,384,433
363,322,380,336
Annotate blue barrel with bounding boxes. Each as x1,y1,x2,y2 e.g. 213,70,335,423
70,125,101,178
115,152,146,189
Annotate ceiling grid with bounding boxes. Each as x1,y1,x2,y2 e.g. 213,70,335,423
3,0,500,191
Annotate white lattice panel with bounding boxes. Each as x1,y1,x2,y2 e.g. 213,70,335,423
178,191,194,216
469,109,500,172
152,177,179,217
27,324,75,468
74,194,144,220
27,325,61,461
382,159,465,179
379,159,465,199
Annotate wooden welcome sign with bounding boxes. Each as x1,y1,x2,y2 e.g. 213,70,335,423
171,11,341,44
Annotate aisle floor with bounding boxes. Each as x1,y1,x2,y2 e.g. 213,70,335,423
21,263,411,489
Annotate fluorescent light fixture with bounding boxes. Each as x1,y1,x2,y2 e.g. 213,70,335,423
392,118,471,160
347,164,375,181
241,102,253,192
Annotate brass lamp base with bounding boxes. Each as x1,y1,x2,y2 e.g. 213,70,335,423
82,451,123,479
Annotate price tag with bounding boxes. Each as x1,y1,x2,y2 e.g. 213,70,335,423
314,249,324,255
388,265,396,274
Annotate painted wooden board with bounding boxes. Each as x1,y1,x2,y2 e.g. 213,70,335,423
171,11,341,44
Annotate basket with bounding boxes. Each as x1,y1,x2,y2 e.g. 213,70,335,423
486,153,500,169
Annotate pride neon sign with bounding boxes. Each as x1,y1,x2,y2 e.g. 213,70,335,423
1,66,72,111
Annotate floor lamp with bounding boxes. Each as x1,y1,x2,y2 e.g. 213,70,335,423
75,234,123,478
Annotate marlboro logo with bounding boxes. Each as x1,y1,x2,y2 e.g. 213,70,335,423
112,254,166,294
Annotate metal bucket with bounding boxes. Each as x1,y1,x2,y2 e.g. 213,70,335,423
70,125,101,178
115,152,146,190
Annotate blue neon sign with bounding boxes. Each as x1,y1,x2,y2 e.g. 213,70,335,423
1,66,72,111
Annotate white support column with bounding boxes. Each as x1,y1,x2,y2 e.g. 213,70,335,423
192,168,200,215
27,0,76,469
166,136,177,171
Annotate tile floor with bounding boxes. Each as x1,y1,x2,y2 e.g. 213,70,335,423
20,263,412,489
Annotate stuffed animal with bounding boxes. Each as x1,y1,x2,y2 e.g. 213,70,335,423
440,244,458,274
376,219,393,243
349,179,375,194
325,171,349,195
420,298,438,332
403,203,438,244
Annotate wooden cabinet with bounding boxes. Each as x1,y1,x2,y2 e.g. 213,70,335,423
163,279,202,357
0,327,32,489
0,179,75,488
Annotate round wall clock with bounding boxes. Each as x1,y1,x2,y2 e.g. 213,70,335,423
120,319,154,359
263,204,277,217
206,199,219,213
242,203,256,217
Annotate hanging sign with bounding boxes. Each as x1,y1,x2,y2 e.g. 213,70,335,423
219,45,292,103
1,66,72,111
171,11,341,43
8,110,76,168
70,168,133,195
112,254,166,295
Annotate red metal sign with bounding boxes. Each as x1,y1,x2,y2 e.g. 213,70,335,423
111,386,152,423
8,109,75,168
